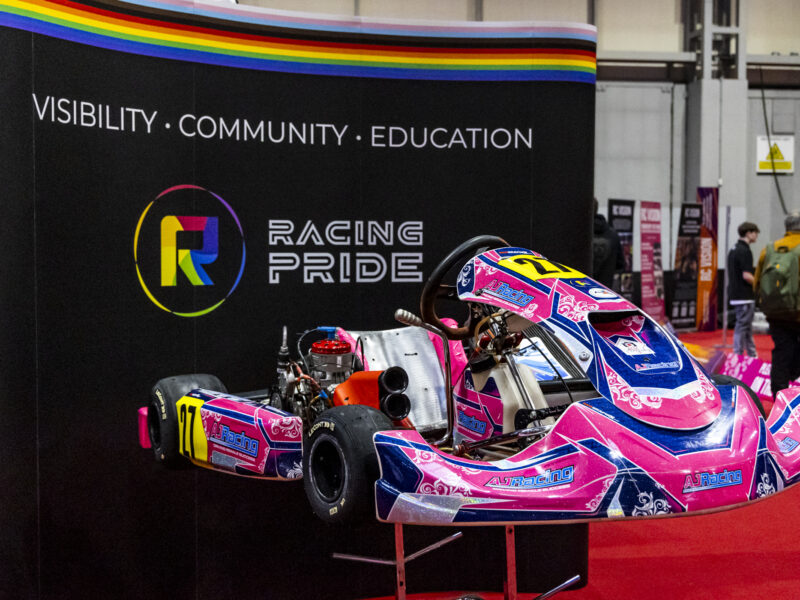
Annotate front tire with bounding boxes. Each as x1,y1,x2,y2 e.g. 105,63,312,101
148,374,226,468
710,373,766,418
303,405,393,524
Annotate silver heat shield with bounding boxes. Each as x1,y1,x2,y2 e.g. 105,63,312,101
347,326,448,432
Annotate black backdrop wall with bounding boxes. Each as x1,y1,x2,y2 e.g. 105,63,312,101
0,2,596,598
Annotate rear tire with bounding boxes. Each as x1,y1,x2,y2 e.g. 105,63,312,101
303,405,392,524
710,373,766,418
148,374,226,468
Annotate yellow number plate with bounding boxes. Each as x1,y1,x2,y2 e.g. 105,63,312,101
177,396,208,463
498,255,586,282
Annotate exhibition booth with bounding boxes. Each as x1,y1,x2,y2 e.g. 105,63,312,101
1,1,596,597
3,1,800,599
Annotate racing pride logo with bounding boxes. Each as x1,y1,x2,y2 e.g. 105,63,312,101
134,185,246,317
160,216,218,286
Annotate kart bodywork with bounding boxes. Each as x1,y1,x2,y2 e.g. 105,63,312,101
373,246,800,524
140,237,800,526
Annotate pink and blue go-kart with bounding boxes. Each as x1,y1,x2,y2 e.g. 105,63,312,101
139,235,800,526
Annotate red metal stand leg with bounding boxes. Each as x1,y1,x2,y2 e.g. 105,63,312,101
395,523,407,600
504,525,517,600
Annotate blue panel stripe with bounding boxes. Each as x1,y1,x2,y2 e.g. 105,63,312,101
768,392,800,435
203,404,255,425
582,388,737,457
257,419,302,450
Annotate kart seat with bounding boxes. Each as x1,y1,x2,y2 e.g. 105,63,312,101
343,326,449,432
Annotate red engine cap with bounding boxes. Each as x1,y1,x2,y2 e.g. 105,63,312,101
310,339,351,355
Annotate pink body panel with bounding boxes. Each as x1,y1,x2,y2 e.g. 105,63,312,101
189,390,303,479
377,383,798,520
426,318,469,383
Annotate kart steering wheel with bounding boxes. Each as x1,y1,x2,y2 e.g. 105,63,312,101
420,235,509,340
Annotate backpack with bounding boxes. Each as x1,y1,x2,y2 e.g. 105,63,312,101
757,242,800,317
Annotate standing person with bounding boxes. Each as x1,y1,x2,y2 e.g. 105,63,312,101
754,211,800,397
592,198,623,289
728,221,759,357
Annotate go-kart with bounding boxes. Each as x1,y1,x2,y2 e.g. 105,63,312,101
139,235,800,526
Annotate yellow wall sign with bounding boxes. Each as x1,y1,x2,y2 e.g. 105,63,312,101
757,135,794,173
498,255,586,281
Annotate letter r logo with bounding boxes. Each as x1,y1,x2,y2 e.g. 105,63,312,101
161,215,219,286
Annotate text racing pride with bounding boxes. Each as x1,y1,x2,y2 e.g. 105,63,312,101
267,219,423,284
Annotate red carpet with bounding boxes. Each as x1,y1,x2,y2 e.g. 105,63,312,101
559,484,800,599
364,329,800,599
679,329,775,362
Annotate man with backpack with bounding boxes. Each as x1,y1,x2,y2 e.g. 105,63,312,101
754,211,800,397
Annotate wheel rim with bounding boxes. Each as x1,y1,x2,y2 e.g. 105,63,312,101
310,436,346,503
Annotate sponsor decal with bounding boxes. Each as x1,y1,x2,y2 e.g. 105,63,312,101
457,410,487,435
309,420,335,436
210,423,259,458
154,389,167,420
479,279,534,307
587,287,618,301
134,185,246,317
494,247,532,257
778,436,799,454
635,361,680,371
485,466,574,490
614,338,654,356
683,469,742,493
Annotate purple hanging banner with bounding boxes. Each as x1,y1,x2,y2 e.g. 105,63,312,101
640,201,666,322
696,187,719,331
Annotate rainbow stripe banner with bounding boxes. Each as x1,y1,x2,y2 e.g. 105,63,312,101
0,0,596,82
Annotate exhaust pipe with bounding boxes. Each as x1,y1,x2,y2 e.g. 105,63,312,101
378,366,410,420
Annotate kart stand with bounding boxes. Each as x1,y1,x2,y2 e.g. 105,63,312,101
332,524,580,600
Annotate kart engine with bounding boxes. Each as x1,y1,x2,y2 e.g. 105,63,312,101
273,326,355,429
307,338,354,387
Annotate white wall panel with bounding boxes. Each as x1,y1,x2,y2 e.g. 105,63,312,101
596,0,681,53
483,0,587,23
746,0,800,55
242,0,356,15
747,90,800,248
359,0,471,20
595,83,680,270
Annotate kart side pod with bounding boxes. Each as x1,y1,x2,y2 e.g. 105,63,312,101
333,367,412,423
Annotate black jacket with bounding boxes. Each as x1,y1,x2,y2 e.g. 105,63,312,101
592,214,624,288
728,239,754,302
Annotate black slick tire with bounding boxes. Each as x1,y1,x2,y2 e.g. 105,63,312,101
710,373,766,418
303,405,393,524
148,374,226,468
